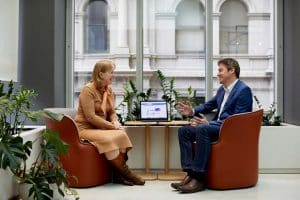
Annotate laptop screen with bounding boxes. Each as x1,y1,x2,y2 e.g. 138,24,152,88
140,101,168,121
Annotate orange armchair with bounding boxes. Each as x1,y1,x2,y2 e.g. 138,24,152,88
206,109,263,190
44,108,112,187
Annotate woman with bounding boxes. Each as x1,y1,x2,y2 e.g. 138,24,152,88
75,60,145,186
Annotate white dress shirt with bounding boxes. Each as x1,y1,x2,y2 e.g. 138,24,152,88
218,79,238,119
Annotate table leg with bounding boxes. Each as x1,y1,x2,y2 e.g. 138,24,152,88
145,125,150,174
138,125,157,180
164,125,170,174
158,125,186,180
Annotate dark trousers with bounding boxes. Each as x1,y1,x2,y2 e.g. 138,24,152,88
178,123,220,173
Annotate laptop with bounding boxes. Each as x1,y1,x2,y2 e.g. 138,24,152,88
140,100,169,122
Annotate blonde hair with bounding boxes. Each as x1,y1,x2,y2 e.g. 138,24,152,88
92,60,116,88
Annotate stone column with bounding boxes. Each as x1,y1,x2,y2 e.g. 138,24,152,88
116,0,130,69
143,0,150,69
213,12,221,55
117,0,129,52
75,12,84,55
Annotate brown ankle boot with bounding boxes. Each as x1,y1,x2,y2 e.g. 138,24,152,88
112,171,134,186
109,154,145,185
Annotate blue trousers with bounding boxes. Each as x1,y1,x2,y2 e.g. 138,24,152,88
178,123,220,173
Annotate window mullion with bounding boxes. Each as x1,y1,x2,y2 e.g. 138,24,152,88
205,0,213,100
136,0,143,92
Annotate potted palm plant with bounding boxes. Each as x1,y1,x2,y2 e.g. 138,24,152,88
116,79,152,123
0,80,78,200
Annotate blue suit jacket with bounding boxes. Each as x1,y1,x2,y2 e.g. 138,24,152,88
194,80,253,127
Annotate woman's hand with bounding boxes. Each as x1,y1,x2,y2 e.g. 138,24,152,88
189,114,208,127
112,120,122,129
176,102,193,116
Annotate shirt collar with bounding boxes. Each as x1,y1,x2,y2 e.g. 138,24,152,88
223,79,238,93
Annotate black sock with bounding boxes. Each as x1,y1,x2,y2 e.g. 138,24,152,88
183,169,193,176
190,170,205,181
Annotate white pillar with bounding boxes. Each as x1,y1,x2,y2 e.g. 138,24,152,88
213,13,221,55
75,12,84,55
115,0,129,69
143,0,150,69
143,0,149,53
117,0,129,53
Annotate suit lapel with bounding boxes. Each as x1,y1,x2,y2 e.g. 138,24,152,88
222,80,241,110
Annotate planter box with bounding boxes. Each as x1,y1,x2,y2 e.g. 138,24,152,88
126,124,300,173
21,126,44,167
259,123,300,173
0,169,18,200
0,126,44,199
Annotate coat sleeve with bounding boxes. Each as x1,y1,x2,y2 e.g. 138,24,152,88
194,87,223,116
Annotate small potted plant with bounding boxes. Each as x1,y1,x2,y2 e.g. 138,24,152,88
254,95,281,126
0,80,78,200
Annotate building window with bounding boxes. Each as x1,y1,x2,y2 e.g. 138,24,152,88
84,0,109,53
175,0,205,53
219,0,248,54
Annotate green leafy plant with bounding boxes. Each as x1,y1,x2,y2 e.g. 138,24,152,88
0,80,78,200
254,95,281,126
116,79,152,122
156,70,181,120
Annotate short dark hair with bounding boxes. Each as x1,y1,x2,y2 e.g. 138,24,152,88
218,58,240,78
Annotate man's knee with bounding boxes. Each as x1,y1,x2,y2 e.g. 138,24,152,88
196,124,219,142
196,124,212,138
178,126,188,139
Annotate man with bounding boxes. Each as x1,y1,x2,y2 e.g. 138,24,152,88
172,58,253,193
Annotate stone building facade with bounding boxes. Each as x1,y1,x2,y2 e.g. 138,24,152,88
73,0,274,110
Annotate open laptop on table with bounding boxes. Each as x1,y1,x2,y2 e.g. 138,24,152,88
140,100,169,122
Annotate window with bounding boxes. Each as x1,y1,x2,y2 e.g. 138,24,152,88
175,0,205,53
84,0,108,53
219,0,248,54
0,0,19,81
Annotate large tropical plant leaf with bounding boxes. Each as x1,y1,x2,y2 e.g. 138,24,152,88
0,134,31,170
42,130,68,155
28,179,53,200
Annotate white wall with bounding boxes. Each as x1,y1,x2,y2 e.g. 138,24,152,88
0,0,19,81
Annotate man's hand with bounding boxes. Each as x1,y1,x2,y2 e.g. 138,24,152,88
189,114,208,127
176,102,193,116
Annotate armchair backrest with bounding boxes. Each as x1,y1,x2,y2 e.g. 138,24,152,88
206,109,264,189
44,108,79,144
44,107,76,119
217,109,264,147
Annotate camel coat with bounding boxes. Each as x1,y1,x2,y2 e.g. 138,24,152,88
75,82,132,153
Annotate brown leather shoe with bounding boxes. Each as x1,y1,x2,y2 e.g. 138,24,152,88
170,175,192,190
177,178,206,193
